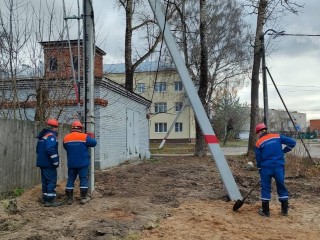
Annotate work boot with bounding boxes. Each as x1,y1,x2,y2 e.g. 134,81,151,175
281,200,289,216
44,199,63,207
38,196,45,204
258,201,270,217
80,189,91,204
65,189,74,205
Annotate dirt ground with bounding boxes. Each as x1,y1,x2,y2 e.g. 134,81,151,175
1,154,320,240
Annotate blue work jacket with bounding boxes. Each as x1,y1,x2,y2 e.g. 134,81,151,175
255,133,296,168
36,128,59,168
63,131,97,168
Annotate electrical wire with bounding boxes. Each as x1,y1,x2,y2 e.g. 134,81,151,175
62,0,82,118
268,31,320,38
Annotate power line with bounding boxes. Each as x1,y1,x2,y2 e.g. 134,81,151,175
267,31,320,38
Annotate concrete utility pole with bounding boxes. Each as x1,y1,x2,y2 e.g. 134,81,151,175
148,0,242,201
83,0,95,193
260,32,269,126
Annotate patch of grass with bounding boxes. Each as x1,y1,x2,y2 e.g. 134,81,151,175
150,141,248,154
12,188,24,197
222,140,248,148
0,188,25,201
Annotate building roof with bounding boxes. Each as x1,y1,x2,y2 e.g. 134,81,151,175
104,60,175,74
0,65,42,78
39,39,106,55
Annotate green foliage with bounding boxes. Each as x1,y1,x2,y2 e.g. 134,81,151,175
12,188,24,197
0,188,25,200
210,84,250,145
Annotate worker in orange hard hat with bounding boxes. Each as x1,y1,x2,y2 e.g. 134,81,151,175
36,118,63,207
63,120,97,205
46,118,59,128
255,122,296,217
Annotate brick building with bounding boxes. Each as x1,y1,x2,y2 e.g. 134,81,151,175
40,40,105,79
310,119,320,135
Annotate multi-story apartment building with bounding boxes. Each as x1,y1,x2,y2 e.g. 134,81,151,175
239,108,307,139
104,61,196,143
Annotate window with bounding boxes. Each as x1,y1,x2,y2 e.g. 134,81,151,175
175,81,183,91
136,83,145,93
175,102,183,112
155,123,167,133
175,122,183,132
154,102,167,113
73,56,79,71
154,82,167,92
49,57,58,71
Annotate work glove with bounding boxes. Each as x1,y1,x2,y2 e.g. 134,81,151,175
87,132,95,138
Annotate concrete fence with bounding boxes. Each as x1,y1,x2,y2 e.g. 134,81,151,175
0,119,70,193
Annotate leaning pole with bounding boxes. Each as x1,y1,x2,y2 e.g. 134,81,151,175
148,0,242,201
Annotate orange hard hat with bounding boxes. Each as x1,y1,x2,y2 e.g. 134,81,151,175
71,120,83,129
47,118,59,127
255,123,267,133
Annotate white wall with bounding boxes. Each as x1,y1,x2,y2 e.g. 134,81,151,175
95,81,150,169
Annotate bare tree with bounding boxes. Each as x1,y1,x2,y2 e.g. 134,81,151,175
117,0,163,92
244,0,303,157
0,0,32,119
0,0,78,122
168,0,250,156
194,0,209,157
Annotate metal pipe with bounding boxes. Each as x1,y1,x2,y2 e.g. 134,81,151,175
260,32,268,126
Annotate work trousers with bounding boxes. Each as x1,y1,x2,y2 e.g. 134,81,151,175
40,168,57,201
65,167,89,191
259,166,288,202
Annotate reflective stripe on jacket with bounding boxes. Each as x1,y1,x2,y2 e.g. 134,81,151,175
36,129,59,168
63,131,97,168
255,133,296,168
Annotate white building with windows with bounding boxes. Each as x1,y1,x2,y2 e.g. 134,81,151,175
104,61,196,143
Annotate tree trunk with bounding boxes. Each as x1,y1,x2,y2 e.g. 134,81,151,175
124,0,134,92
195,0,208,157
35,85,48,121
247,0,267,157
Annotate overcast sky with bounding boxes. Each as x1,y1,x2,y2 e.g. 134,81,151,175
237,1,320,121
92,0,320,121
2,0,319,121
